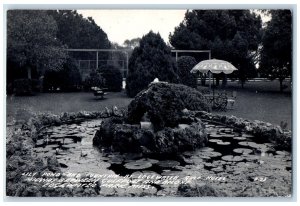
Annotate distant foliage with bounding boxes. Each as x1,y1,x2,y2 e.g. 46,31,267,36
82,71,106,91
260,10,292,92
99,65,123,92
43,58,82,92
177,56,198,88
170,10,262,86
13,79,36,96
126,31,179,97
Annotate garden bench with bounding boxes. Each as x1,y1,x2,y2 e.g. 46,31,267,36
91,87,108,99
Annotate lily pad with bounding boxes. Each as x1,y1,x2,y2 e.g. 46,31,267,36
212,160,227,165
211,167,224,173
199,147,214,152
221,155,244,162
138,158,159,164
242,133,254,138
209,139,222,143
183,151,195,157
233,136,247,141
241,155,259,161
57,138,74,144
233,148,253,155
156,160,180,169
61,143,78,149
221,134,235,138
110,157,124,165
238,141,258,148
209,134,223,138
216,141,231,145
201,151,222,157
276,151,289,156
124,161,152,170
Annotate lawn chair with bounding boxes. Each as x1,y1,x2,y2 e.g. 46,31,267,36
213,92,228,111
227,91,237,110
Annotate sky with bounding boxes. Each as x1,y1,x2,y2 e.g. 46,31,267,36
77,10,186,45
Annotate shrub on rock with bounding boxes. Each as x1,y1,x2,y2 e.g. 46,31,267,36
126,82,210,130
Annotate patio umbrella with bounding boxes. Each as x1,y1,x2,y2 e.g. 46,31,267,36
190,59,238,104
190,58,238,88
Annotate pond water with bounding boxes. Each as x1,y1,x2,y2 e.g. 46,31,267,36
34,119,292,196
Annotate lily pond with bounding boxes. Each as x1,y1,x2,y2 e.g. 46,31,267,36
33,119,292,197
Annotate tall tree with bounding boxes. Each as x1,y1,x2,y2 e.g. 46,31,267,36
259,10,292,92
126,31,179,97
47,10,111,64
169,10,262,87
7,10,67,80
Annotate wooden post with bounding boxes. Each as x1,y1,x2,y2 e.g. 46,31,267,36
126,51,129,75
96,51,99,70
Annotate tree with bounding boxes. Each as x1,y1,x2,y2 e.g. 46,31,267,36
126,31,179,97
47,10,111,64
169,10,262,86
7,10,67,80
259,10,292,92
43,58,82,92
99,65,123,92
177,56,198,88
123,38,141,48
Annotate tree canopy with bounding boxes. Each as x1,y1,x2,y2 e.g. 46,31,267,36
7,10,67,79
47,10,111,62
169,10,262,86
126,31,179,97
259,10,292,91
177,56,198,88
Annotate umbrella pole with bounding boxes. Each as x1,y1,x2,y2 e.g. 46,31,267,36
213,74,215,108
208,72,211,89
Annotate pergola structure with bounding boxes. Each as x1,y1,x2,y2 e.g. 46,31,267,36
65,48,130,76
65,48,211,80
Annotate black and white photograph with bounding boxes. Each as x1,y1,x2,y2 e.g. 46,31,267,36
4,3,295,199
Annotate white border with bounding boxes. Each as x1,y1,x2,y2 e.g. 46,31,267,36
1,1,299,205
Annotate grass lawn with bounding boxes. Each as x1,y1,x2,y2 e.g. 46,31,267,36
6,80,292,130
211,80,292,130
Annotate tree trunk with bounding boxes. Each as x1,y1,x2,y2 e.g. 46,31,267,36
222,74,227,87
216,76,220,86
27,66,32,79
201,75,206,86
280,79,283,92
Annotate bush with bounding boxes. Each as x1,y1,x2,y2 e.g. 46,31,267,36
13,79,35,95
177,56,198,88
82,71,106,91
43,58,82,92
99,65,123,92
126,31,179,97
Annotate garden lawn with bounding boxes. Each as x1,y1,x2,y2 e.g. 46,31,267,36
6,80,292,130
